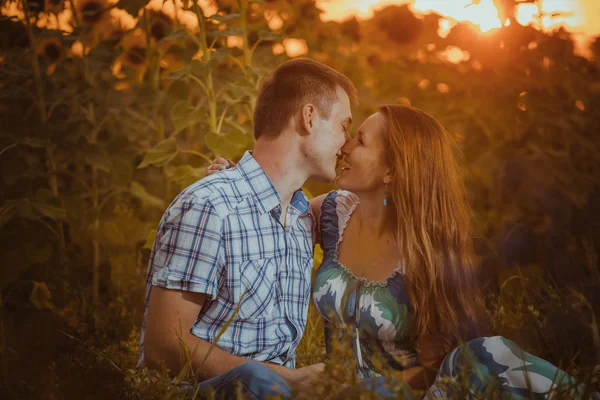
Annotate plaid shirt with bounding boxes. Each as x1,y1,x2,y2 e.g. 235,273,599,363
138,151,314,368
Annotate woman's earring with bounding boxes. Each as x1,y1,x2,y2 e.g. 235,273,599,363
383,183,389,207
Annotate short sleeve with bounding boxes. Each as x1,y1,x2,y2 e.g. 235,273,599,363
319,190,359,251
150,195,223,300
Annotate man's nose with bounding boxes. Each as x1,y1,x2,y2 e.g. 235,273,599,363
341,137,354,154
344,129,352,143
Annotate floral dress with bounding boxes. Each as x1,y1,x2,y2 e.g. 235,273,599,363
312,190,597,399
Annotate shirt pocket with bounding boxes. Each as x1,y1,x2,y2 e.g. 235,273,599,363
237,258,277,320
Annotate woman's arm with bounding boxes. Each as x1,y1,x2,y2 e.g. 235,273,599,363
391,333,454,391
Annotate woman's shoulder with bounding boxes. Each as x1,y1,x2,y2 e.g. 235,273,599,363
333,190,359,212
313,190,357,219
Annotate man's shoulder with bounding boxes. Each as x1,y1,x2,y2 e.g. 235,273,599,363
176,169,248,219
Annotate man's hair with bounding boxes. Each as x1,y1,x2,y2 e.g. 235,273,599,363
253,58,358,139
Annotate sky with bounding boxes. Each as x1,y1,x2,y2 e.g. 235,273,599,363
317,0,599,56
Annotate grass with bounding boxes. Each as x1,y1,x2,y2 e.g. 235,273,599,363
3,246,599,399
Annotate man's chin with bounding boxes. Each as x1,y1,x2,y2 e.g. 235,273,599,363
334,176,350,190
310,170,337,183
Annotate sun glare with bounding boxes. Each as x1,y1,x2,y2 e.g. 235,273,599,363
413,0,502,33
319,0,589,36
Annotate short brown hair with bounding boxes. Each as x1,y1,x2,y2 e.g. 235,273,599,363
253,58,358,139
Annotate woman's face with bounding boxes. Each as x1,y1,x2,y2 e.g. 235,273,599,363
336,112,391,193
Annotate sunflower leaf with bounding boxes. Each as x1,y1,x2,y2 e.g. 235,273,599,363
211,27,244,37
130,181,165,209
137,137,178,169
208,13,240,23
116,0,151,18
170,100,205,136
30,281,54,309
158,28,200,46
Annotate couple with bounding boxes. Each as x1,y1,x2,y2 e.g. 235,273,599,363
138,58,591,399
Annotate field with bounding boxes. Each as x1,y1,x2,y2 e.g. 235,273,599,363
0,0,599,398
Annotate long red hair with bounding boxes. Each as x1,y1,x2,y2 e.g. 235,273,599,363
380,105,488,341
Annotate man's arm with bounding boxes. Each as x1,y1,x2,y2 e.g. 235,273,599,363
144,287,246,380
144,284,323,386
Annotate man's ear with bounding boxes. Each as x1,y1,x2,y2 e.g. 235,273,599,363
300,103,316,135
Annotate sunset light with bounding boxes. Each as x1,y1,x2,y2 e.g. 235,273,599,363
319,0,596,35
318,0,598,56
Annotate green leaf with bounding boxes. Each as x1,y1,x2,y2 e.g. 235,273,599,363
115,0,150,18
169,164,205,188
159,28,200,46
97,220,126,246
87,39,122,71
163,41,200,66
17,201,67,221
144,229,157,250
110,255,138,292
130,181,165,209
258,30,284,42
34,203,68,220
137,137,178,169
2,156,26,185
208,13,241,23
0,251,28,291
34,188,55,202
228,129,248,148
82,144,112,172
204,131,227,155
25,242,54,264
30,281,54,309
211,27,244,37
170,100,205,135
164,66,190,81
21,137,51,149
205,131,244,160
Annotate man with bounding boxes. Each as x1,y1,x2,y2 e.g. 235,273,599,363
139,58,357,398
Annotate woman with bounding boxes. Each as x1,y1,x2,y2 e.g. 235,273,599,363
207,105,594,399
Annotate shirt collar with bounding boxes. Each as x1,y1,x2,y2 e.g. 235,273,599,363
290,189,310,214
236,151,282,215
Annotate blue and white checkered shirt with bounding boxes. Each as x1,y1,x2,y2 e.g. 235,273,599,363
138,151,314,368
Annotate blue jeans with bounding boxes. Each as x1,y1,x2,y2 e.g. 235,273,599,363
195,362,292,399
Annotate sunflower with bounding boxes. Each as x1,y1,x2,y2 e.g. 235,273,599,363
76,0,109,26
119,29,148,69
145,9,174,42
25,0,45,13
44,0,64,15
37,36,64,64
97,17,127,42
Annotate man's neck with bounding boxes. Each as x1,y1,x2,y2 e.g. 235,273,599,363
251,137,309,214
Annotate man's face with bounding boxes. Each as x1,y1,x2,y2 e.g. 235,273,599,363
307,87,352,182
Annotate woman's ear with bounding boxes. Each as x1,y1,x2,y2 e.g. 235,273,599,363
300,103,316,135
383,169,392,185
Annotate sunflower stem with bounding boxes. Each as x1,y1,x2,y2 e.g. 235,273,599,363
238,0,252,68
22,0,47,123
87,102,101,305
194,4,218,134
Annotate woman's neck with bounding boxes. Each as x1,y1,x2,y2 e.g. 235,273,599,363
354,191,397,239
